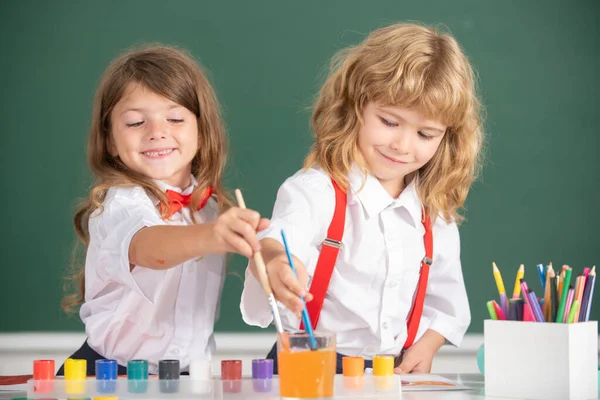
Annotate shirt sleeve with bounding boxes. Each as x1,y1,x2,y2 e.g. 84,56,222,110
240,170,334,328
86,187,168,304
418,220,471,347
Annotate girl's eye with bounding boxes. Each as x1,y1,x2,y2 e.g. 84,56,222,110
126,121,144,127
379,117,398,127
418,131,434,140
168,119,184,124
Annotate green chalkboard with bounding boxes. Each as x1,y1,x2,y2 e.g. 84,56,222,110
1,0,598,333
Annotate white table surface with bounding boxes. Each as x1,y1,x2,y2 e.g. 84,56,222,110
0,373,596,399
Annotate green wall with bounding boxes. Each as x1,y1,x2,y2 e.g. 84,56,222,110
1,0,598,334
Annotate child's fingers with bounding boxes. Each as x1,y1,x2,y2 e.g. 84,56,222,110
270,272,304,314
293,258,313,302
256,218,270,232
222,231,254,258
398,353,419,374
411,363,429,374
228,216,261,252
278,266,307,298
233,207,262,229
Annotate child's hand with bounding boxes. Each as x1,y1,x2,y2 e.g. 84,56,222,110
394,330,445,374
266,253,313,317
210,207,269,258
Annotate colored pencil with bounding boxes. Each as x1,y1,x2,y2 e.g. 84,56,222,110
566,300,580,324
512,264,525,299
556,266,572,323
543,266,552,321
552,274,560,322
523,301,535,321
492,300,507,320
521,281,537,322
562,286,574,323
508,299,520,320
492,262,509,315
490,263,594,324
537,264,546,291
581,267,596,322
559,266,567,298
528,291,545,322
487,300,498,320
573,275,585,322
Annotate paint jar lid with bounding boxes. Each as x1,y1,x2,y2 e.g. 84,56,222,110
342,356,364,377
33,360,55,380
127,360,148,380
189,359,211,380
95,359,117,380
159,359,180,380
373,355,394,376
251,359,273,379
64,359,86,380
221,360,242,380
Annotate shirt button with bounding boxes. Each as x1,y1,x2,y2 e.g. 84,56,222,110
172,348,180,355
389,280,397,288
383,322,389,329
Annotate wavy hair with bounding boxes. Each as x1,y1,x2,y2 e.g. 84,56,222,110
305,23,484,223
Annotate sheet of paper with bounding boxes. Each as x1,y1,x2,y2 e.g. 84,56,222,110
400,374,471,391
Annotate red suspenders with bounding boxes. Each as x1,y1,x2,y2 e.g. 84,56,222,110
300,178,433,350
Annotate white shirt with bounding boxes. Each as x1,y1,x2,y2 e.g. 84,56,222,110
240,166,470,358
80,176,225,373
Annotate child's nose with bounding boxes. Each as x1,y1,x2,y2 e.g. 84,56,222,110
146,119,168,140
390,130,412,153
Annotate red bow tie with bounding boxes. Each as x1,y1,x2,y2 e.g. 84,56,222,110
161,186,214,219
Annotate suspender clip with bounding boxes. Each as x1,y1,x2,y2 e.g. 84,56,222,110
422,256,433,266
322,238,343,249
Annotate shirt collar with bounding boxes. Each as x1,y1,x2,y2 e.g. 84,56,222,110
395,175,423,228
348,164,422,227
153,174,198,196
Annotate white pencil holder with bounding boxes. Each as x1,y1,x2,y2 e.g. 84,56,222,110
484,320,598,400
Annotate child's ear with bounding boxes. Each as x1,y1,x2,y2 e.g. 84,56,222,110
107,135,118,157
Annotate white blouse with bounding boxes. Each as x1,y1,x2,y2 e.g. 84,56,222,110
79,176,225,373
241,166,470,358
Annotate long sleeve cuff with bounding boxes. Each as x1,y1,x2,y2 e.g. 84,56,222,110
240,266,274,328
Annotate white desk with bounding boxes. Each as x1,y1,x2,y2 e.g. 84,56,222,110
0,374,596,399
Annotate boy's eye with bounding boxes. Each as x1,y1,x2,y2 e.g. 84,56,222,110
379,117,398,127
126,121,144,127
